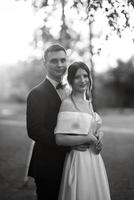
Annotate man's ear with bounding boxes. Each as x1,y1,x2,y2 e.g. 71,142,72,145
44,60,47,69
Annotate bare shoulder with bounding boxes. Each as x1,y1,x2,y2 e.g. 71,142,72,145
60,96,75,112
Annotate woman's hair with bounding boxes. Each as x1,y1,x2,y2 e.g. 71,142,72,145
67,61,92,99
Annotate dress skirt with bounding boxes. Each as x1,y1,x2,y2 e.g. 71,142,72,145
58,148,111,200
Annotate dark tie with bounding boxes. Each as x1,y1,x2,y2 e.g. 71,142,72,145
56,82,66,89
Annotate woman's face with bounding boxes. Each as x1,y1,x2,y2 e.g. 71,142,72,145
72,68,90,93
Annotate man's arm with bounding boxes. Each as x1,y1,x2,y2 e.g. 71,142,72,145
26,90,55,145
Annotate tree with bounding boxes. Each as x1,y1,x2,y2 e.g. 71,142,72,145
14,0,134,107
105,59,134,107
30,0,134,96
26,0,134,45
8,59,45,102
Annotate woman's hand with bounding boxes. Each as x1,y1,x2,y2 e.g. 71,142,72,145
88,130,103,154
94,130,103,154
94,140,103,154
71,131,97,152
96,130,104,142
87,131,98,144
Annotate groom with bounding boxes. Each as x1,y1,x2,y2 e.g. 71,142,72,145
26,44,70,199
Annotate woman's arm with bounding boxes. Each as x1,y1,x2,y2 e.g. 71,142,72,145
55,98,97,147
55,132,97,147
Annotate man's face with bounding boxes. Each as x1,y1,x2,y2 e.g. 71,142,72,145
45,50,67,82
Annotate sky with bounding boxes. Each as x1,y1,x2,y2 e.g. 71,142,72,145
0,0,134,72
0,0,42,65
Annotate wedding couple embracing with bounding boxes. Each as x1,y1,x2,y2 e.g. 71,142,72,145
26,44,111,200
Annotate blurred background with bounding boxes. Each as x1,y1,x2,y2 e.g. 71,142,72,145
0,0,134,108
0,0,134,200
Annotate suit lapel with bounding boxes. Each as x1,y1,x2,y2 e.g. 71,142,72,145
43,79,61,104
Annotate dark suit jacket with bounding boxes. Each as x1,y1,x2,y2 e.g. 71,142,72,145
26,79,69,181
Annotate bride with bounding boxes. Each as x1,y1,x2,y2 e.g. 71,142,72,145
55,61,111,200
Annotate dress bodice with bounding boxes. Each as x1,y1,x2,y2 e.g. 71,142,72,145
54,111,102,135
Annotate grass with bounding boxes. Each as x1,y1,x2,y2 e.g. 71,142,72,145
102,133,134,200
0,124,35,200
0,102,134,200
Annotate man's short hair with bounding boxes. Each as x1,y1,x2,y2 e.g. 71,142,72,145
44,44,67,62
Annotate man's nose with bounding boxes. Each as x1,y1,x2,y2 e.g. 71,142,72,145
57,60,62,67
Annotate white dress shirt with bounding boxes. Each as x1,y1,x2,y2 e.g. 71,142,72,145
46,76,71,100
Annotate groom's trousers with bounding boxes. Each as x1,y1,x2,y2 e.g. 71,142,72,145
35,178,61,200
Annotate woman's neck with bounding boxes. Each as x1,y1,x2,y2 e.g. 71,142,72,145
71,91,85,101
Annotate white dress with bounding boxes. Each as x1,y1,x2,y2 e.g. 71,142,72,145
55,111,111,200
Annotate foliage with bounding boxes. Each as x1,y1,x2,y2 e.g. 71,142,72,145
83,0,132,36
95,58,134,108
13,0,134,108
15,0,134,54
107,59,134,107
14,0,134,78
15,59,45,89
8,59,45,102
30,0,134,38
